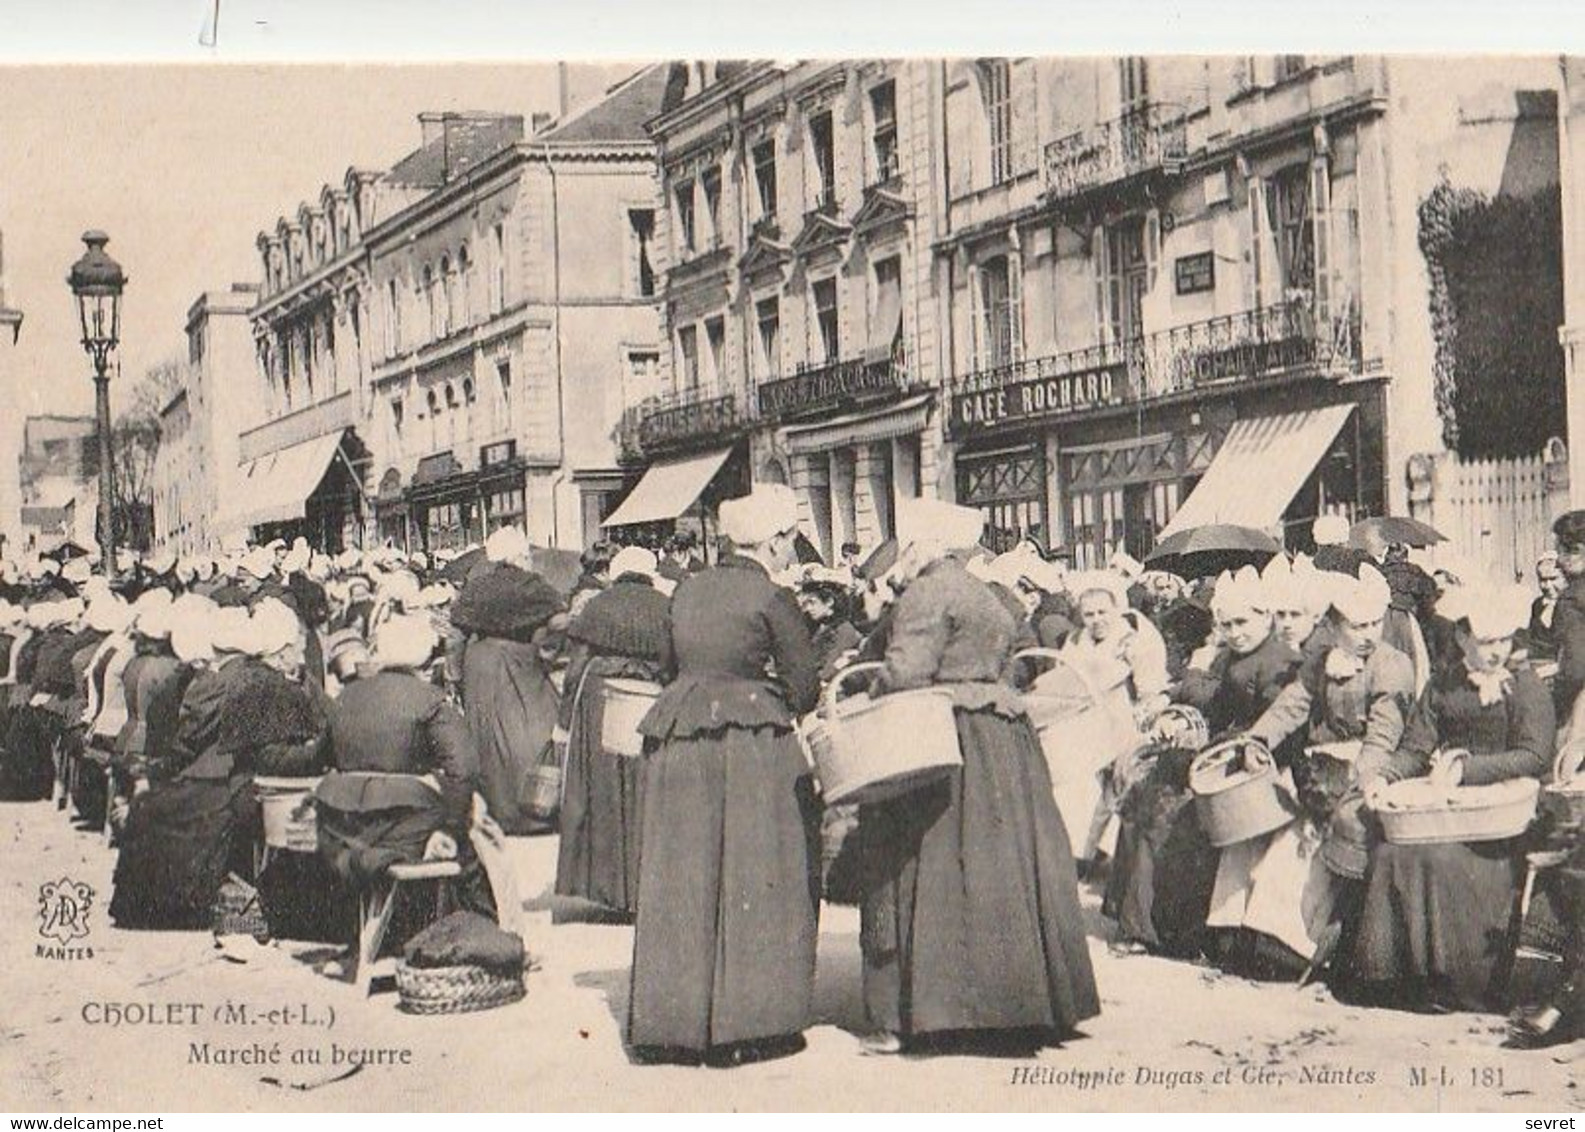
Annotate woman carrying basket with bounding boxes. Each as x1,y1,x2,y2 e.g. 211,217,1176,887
626,485,822,1066
1351,586,1553,1011
553,546,672,919
1105,566,1302,958
1212,565,1417,980
854,498,1099,1056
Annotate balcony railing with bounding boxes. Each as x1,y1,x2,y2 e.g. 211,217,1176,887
1043,102,1189,201
619,387,748,461
947,298,1361,438
757,351,908,423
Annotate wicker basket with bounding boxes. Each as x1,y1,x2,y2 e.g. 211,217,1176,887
1373,777,1540,845
395,962,525,1015
1188,737,1299,848
1544,738,1585,826
600,678,660,758
1013,649,1093,732
255,776,322,853
806,662,961,807
1147,704,1211,753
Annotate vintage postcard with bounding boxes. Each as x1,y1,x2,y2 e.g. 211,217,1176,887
1,2,1584,1115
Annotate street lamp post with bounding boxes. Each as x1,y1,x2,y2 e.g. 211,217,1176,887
67,231,127,578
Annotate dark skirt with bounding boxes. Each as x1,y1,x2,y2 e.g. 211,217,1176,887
109,772,255,930
1,703,64,801
462,637,559,835
856,706,1101,1039
1102,748,1219,955
626,724,821,1053
555,667,647,913
1351,838,1522,1009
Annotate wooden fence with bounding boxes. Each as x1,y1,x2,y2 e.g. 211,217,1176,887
1408,439,1570,586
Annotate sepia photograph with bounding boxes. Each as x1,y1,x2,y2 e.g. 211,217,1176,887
2,1,1585,1115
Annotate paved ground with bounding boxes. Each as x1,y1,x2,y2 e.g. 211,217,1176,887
0,798,1580,1113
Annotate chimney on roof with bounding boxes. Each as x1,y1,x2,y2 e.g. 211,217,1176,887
419,111,446,147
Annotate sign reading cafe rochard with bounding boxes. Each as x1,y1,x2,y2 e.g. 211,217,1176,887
950,362,1130,438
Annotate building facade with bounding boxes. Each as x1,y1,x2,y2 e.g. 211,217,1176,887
0,226,22,560
621,61,944,560
17,415,98,555
152,284,261,555
630,56,1564,566
364,67,670,555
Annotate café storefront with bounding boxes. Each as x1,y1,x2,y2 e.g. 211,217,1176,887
946,301,1381,567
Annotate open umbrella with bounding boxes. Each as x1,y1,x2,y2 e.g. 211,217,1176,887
1144,524,1281,579
858,538,898,582
527,546,584,596
1349,515,1445,550
793,531,825,566
438,546,486,584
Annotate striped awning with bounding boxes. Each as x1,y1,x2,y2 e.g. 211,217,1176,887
601,446,735,528
224,431,348,530
1157,403,1356,540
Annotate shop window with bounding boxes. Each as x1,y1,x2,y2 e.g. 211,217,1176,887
958,448,1045,554
628,209,656,297
978,60,1012,185
870,79,899,183
809,111,836,210
486,486,526,533
701,166,723,250
675,179,696,255
678,325,700,390
813,278,840,364
752,140,777,222
755,296,780,381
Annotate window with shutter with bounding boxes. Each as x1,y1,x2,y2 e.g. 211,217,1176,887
968,262,986,373
1007,250,1025,364
1092,226,1111,347
1310,156,1333,325
1144,209,1161,295
1246,176,1267,309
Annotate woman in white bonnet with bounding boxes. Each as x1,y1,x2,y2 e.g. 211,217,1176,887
1351,585,1554,1011
625,484,821,1066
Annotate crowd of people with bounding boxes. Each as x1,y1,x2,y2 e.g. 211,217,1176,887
3,500,1585,1063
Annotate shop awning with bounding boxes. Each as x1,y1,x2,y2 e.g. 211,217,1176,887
1156,404,1356,540
782,392,932,456
226,430,348,529
601,446,735,528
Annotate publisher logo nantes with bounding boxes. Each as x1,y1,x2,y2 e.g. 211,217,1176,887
37,877,95,960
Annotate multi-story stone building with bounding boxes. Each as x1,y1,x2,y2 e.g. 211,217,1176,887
231,68,669,555
633,57,1564,566
152,284,261,555
16,414,98,556
940,56,1562,565
618,61,944,559
364,65,670,554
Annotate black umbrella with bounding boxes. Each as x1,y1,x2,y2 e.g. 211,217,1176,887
45,541,91,563
793,531,825,566
438,546,486,584
858,538,898,581
1349,515,1445,550
1144,524,1281,579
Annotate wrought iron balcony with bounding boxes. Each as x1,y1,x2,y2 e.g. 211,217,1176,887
619,387,749,462
947,298,1361,438
757,350,908,423
1043,102,1189,201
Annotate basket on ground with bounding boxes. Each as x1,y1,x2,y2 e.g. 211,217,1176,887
255,775,322,852
599,677,661,758
395,962,525,1015
1188,737,1299,848
805,662,961,806
1372,777,1540,845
